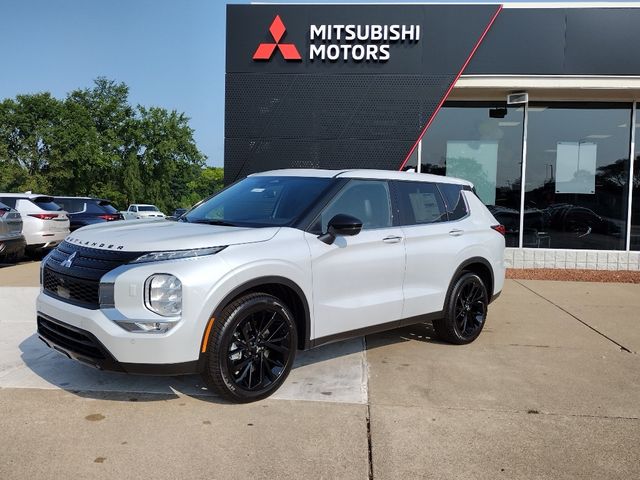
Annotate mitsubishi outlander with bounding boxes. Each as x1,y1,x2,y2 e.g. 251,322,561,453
36,169,505,402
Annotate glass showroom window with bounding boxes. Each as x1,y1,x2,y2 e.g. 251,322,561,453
524,103,632,250
419,103,524,247
631,104,640,251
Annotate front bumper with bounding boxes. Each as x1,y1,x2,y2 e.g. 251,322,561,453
36,291,205,372
37,312,202,375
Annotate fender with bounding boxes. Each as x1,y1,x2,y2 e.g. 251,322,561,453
200,275,313,353
446,256,496,304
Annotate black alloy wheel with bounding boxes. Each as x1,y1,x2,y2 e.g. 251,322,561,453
202,293,297,403
227,308,292,391
433,272,488,345
453,277,487,339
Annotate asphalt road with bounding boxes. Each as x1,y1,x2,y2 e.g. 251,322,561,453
1,262,638,479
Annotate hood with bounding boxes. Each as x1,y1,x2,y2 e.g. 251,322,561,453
65,219,279,252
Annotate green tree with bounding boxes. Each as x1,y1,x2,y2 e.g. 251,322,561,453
0,77,212,212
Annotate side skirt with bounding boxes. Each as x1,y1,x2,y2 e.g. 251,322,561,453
308,311,443,350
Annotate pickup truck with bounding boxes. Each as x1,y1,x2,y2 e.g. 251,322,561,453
120,204,166,220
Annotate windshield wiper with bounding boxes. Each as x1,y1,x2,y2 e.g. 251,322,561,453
191,219,239,227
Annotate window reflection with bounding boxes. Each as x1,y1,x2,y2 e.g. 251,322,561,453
524,104,631,250
419,103,524,246
631,105,640,250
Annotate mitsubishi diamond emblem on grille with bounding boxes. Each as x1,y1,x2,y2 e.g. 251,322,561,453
61,251,77,268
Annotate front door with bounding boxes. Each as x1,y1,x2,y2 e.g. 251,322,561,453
305,179,406,340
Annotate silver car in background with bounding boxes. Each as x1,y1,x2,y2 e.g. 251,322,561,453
0,201,26,262
0,194,70,255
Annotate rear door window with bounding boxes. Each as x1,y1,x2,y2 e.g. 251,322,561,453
394,181,447,226
55,198,84,213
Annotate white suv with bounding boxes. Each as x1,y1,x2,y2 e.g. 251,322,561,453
36,170,505,402
0,194,70,254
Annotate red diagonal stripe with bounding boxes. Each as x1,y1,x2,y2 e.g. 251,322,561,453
398,5,503,170
253,43,277,60
278,43,302,61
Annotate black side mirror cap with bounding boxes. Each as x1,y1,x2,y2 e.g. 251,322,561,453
318,214,363,245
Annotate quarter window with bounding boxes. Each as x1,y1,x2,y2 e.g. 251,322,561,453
438,183,468,221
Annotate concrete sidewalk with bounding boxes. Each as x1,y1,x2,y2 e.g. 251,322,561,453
0,261,639,479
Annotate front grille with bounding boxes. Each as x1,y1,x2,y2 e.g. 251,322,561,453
43,268,100,308
42,241,145,308
37,315,106,360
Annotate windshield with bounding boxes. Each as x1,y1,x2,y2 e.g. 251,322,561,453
139,206,159,212
185,176,333,227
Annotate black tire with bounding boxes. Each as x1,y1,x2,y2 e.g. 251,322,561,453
432,272,488,345
201,293,297,403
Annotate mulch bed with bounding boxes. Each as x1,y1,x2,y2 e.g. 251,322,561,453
507,269,640,284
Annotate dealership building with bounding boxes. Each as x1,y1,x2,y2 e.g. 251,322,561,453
225,2,640,269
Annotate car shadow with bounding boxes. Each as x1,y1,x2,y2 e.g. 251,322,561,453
16,322,442,404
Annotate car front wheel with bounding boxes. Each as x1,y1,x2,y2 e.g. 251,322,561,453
432,272,488,345
201,293,297,403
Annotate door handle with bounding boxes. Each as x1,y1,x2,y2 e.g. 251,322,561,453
449,229,464,237
382,235,403,244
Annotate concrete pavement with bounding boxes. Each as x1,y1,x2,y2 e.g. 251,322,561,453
0,261,639,479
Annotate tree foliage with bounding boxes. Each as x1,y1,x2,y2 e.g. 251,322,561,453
0,78,223,212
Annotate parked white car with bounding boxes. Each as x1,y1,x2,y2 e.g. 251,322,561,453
36,169,505,402
121,204,166,220
0,201,26,262
0,194,69,254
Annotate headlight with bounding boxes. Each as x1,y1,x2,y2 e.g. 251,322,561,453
131,246,226,264
144,274,182,317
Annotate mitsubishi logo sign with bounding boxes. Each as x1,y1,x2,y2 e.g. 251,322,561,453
253,15,302,61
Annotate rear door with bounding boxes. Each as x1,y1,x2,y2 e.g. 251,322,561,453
394,181,471,319
305,179,406,340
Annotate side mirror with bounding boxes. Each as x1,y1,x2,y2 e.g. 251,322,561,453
318,214,363,245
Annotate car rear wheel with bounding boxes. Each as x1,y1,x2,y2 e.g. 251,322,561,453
201,293,297,403
432,272,488,345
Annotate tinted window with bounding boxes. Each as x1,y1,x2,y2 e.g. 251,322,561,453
55,198,85,213
97,201,118,214
186,176,332,227
630,104,640,250
317,180,391,232
139,206,159,212
0,198,16,208
438,183,468,220
33,197,63,211
395,182,447,226
524,103,631,250
414,103,524,246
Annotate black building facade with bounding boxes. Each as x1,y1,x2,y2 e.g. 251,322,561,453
226,3,640,269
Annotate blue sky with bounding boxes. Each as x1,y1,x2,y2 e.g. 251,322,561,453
0,0,583,167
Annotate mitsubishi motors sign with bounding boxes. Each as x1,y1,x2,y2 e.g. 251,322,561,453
252,14,420,63
309,23,420,62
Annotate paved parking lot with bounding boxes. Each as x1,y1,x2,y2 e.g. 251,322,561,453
1,262,639,479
